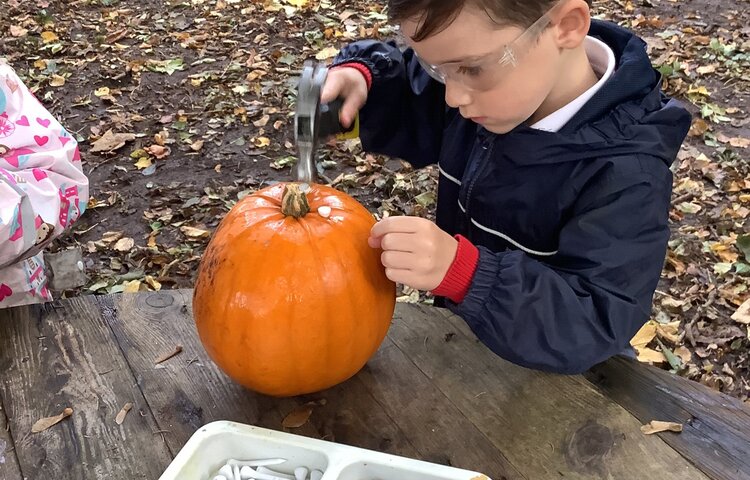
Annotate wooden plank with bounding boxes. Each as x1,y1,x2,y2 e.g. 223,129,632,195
585,356,750,480
357,336,525,480
0,394,22,480
101,290,426,461
0,300,173,479
389,304,710,480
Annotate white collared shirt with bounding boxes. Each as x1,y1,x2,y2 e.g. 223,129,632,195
530,36,616,132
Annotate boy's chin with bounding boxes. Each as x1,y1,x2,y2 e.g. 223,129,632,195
481,120,519,135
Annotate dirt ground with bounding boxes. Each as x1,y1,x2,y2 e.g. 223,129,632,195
1,0,748,400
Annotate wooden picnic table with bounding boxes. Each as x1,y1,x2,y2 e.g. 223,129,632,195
0,290,749,480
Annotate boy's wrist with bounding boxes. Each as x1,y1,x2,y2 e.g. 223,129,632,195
331,62,372,90
430,235,479,304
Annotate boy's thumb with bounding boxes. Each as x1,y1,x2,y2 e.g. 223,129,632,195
319,75,341,105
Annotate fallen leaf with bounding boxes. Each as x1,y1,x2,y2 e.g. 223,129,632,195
32,407,73,433
674,346,692,364
253,115,270,127
641,420,683,435
155,345,183,365
10,25,28,37
144,276,162,291
41,31,59,43
315,46,340,60
180,225,210,239
115,403,133,425
90,129,136,153
282,405,313,428
190,140,204,151
731,298,750,324
123,280,141,293
146,58,185,75
49,75,66,87
254,136,271,148
134,157,153,169
630,321,657,349
113,237,135,252
144,144,171,159
635,346,667,364
729,137,749,148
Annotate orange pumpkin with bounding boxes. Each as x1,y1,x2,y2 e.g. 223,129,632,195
193,183,396,397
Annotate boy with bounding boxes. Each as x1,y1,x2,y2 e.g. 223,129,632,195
320,0,691,373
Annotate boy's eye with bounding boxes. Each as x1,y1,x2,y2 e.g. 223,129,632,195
457,65,483,77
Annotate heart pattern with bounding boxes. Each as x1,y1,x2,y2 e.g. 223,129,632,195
5,79,19,93
0,284,13,301
16,115,30,126
32,168,48,181
36,117,51,128
34,135,48,147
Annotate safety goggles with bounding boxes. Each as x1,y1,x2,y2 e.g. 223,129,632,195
397,0,566,91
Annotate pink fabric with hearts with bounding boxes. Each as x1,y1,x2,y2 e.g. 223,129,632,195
0,62,89,308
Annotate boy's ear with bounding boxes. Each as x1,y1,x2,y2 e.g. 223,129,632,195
552,0,591,50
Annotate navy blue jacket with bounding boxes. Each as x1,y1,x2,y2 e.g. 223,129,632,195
333,20,691,374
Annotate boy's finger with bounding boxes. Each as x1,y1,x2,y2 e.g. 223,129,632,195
340,94,364,128
368,236,381,249
370,216,420,238
379,232,415,253
320,75,343,105
384,267,412,285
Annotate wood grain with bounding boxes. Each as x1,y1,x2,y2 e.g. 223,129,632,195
0,300,172,479
585,356,750,480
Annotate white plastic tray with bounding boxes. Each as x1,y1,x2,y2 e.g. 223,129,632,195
159,421,491,480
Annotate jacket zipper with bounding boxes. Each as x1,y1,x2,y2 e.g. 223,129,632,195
462,136,494,216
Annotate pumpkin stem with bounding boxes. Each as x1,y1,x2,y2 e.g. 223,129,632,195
281,183,310,218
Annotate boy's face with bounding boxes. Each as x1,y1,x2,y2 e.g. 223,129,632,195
401,6,563,134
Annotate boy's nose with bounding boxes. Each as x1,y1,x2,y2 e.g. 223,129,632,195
444,80,472,108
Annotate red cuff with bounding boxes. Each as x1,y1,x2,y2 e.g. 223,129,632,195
430,235,479,304
331,62,372,90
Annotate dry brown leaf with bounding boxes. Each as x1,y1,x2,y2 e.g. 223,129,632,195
641,420,683,435
282,405,313,428
145,144,171,159
10,25,28,37
253,115,270,127
635,347,667,364
180,225,210,239
630,321,657,349
41,31,59,43
674,346,692,364
731,298,750,324
49,75,66,87
123,280,142,293
113,237,135,252
90,129,136,153
190,140,204,151
155,345,183,364
729,137,749,148
115,402,133,425
32,407,73,433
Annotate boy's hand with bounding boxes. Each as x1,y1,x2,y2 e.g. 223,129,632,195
320,67,368,128
369,217,458,291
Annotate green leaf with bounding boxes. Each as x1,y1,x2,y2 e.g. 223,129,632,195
146,58,185,75
270,156,297,170
414,191,436,207
735,263,750,275
677,202,702,214
736,235,750,262
656,338,682,372
714,262,733,275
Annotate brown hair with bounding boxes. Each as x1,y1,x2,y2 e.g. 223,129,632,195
390,0,593,41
